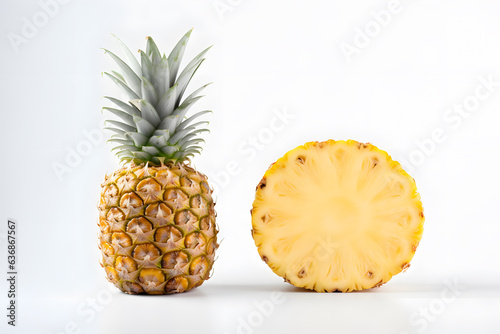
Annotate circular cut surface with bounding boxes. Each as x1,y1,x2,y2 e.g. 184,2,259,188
251,140,424,292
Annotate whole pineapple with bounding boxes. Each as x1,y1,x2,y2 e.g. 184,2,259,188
252,140,424,292
98,30,218,295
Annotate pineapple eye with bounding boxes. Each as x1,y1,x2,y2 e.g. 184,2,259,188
200,216,214,231
200,182,211,194
100,241,114,257
180,176,193,187
111,232,132,248
106,208,125,223
136,178,162,204
133,244,161,260
164,188,189,206
296,155,306,164
297,268,307,278
191,194,208,209
139,269,165,286
185,232,206,250
98,219,110,234
155,225,183,243
145,202,173,219
261,213,271,224
357,142,368,149
116,173,138,192
105,266,119,283
115,256,138,273
165,277,189,294
126,217,153,233
161,251,189,270
119,192,143,209
103,185,120,208
189,256,209,276
122,282,144,295
206,238,218,254
174,210,197,227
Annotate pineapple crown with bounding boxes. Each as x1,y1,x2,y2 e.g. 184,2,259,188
102,29,211,166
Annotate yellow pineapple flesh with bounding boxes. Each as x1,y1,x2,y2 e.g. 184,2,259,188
251,140,424,292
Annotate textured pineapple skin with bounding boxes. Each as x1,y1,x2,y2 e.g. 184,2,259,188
251,140,424,292
98,163,218,295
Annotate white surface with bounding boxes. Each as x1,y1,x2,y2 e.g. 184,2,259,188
1,0,500,333
18,283,500,334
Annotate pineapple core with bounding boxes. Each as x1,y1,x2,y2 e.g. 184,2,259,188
251,140,424,292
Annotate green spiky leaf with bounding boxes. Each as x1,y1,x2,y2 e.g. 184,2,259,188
177,110,212,131
157,84,177,118
112,34,141,75
104,72,140,100
102,107,135,126
103,96,140,116
168,29,192,86
131,100,161,127
104,48,141,94
102,30,211,165
146,37,162,66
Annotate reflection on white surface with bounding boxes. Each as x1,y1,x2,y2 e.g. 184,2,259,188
13,282,500,334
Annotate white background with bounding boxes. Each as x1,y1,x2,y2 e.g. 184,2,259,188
1,0,500,333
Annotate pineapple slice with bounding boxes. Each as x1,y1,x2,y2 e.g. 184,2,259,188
251,140,424,292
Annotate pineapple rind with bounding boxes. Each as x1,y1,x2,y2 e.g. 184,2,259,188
98,163,218,294
252,140,424,292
